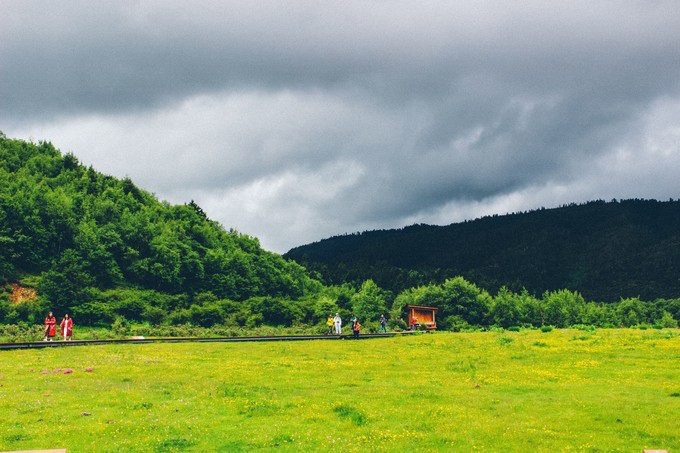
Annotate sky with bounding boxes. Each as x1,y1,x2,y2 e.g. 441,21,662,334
2,1,680,253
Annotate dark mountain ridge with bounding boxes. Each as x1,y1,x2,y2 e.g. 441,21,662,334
285,199,680,301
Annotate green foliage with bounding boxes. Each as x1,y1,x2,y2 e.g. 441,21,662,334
351,279,388,323
312,295,339,324
38,249,95,314
497,336,514,346
438,315,472,332
659,311,678,328
492,287,523,328
542,289,585,328
441,277,491,325
71,301,115,326
617,297,648,327
0,136,324,325
3,136,680,332
392,277,492,326
332,404,368,426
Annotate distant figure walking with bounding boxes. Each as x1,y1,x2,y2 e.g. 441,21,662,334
333,313,342,335
379,314,387,333
353,319,361,339
326,314,334,335
43,312,57,341
350,313,358,331
411,316,419,331
60,314,73,341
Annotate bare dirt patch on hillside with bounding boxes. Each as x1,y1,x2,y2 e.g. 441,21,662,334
8,283,37,304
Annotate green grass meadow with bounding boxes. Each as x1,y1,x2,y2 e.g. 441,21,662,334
1,329,678,452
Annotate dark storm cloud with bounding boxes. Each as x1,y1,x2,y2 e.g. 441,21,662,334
2,1,680,251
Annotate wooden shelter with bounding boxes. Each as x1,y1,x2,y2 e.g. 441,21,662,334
406,305,438,330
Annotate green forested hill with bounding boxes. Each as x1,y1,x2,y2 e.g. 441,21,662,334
0,134,322,324
285,199,680,301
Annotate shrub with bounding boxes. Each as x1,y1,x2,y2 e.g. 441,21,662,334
190,303,225,327
573,324,597,332
0,298,12,323
0,324,43,342
111,317,129,336
142,306,165,325
388,318,406,331
361,321,379,334
12,299,47,325
439,315,471,332
617,298,649,327
72,301,115,326
116,298,147,321
332,404,367,426
659,311,678,328
168,309,191,325
245,313,263,328
507,326,521,332
541,325,554,332
492,287,523,328
498,337,514,346
249,297,303,327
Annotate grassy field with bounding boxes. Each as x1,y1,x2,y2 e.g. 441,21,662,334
0,329,678,452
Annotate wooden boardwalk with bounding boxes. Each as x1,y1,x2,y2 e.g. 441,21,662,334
0,332,412,351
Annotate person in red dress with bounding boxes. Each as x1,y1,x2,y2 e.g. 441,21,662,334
60,314,73,341
43,311,57,341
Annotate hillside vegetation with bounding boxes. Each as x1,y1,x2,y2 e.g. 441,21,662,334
286,199,680,301
1,134,679,333
0,134,322,326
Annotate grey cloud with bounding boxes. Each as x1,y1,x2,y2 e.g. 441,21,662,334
2,1,680,252
2,1,679,121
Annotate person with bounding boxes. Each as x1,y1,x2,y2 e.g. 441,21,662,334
353,319,361,339
326,314,334,335
411,316,419,331
60,314,73,341
350,313,358,331
43,312,57,341
379,314,387,333
333,313,342,335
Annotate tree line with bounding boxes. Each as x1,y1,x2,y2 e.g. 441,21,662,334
0,134,678,332
3,274,677,331
392,276,679,330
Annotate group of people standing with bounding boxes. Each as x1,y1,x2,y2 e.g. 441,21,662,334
325,313,388,338
42,311,73,341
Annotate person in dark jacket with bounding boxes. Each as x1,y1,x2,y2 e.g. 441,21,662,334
378,314,387,333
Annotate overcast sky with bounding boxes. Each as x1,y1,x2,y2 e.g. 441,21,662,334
2,1,680,252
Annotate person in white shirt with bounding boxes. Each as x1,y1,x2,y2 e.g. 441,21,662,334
333,313,342,335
